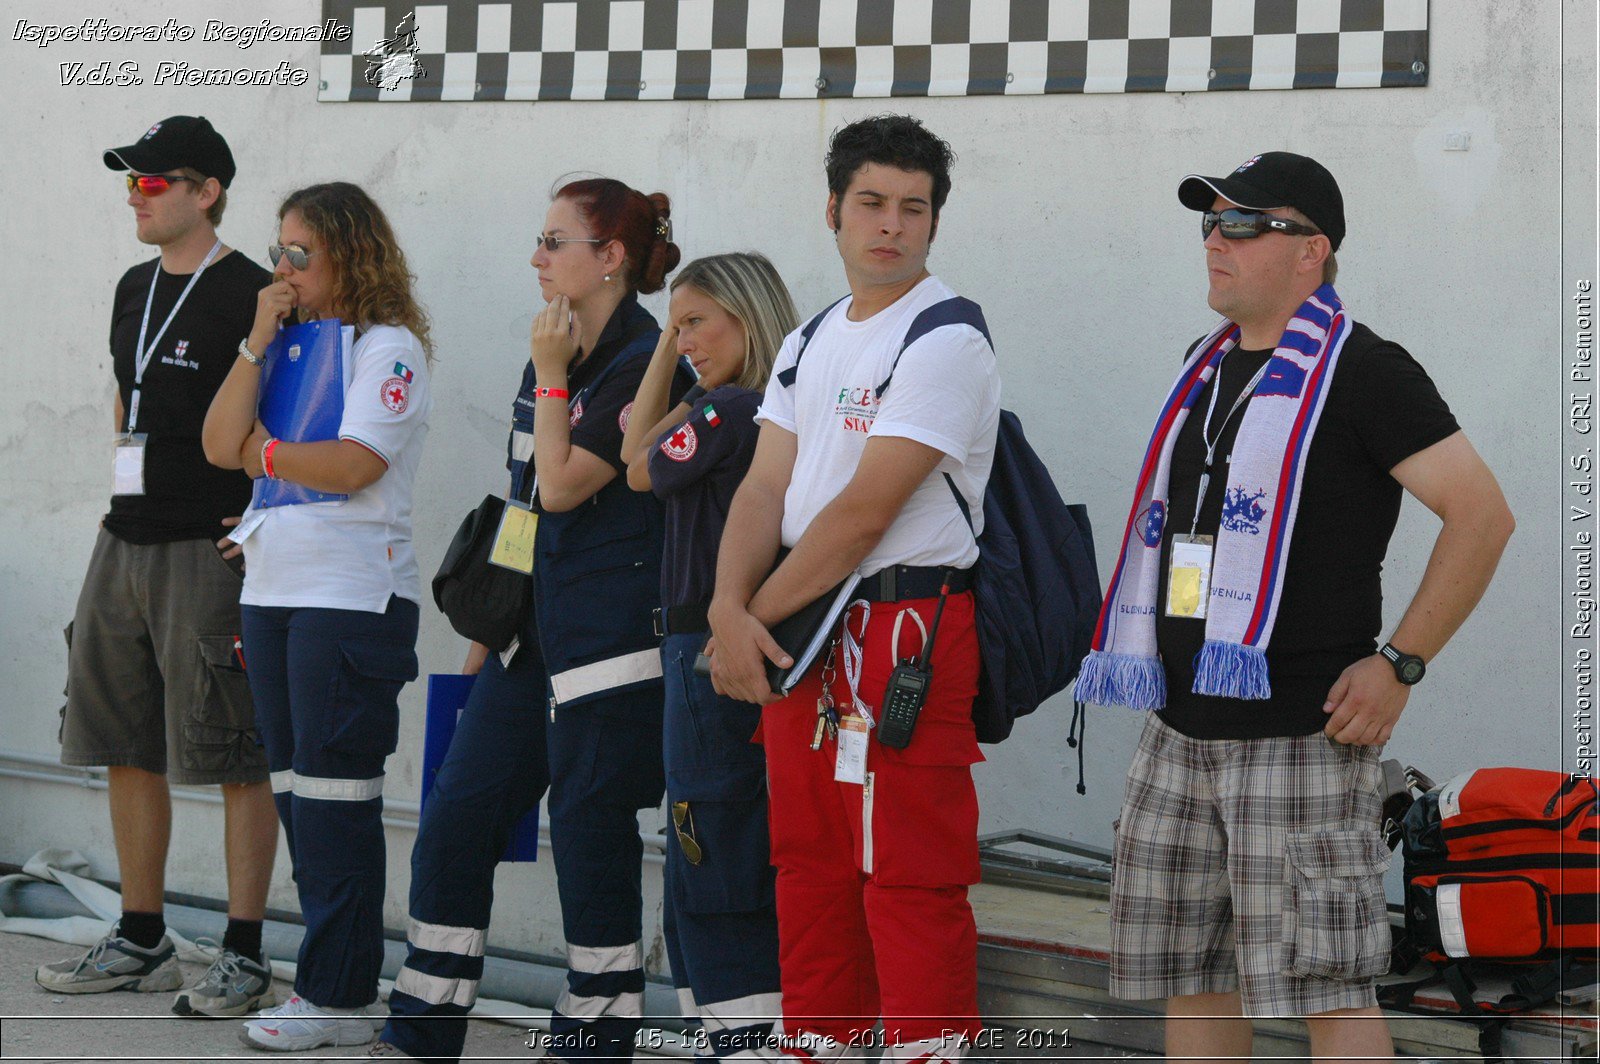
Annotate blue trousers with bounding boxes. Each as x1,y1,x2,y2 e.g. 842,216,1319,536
242,595,420,1009
383,640,665,1063
660,633,781,1059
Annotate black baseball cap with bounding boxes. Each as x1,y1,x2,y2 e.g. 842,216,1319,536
103,115,236,188
1178,151,1344,250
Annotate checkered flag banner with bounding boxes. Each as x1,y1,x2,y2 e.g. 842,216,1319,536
319,0,1429,102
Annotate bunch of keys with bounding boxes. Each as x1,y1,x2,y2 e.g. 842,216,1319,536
811,688,840,750
810,640,841,750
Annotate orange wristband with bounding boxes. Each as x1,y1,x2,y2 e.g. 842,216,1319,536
262,437,280,479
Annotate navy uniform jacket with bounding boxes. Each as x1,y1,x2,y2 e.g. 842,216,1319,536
505,295,690,710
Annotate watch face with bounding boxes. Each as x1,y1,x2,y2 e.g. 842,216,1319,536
1399,658,1425,684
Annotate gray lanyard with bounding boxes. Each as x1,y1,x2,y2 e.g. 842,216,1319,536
127,239,223,432
1189,350,1271,536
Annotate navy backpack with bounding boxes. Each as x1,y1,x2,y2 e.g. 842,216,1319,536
785,296,1103,754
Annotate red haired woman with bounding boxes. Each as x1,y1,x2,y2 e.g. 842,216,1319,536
374,177,689,1063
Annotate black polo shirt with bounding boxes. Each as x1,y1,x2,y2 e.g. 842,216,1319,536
648,384,763,611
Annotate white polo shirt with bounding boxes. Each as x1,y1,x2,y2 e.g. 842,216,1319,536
241,324,432,613
756,275,1000,575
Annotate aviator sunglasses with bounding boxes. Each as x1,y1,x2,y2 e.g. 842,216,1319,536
268,244,320,270
671,801,703,865
1202,208,1322,241
126,173,195,196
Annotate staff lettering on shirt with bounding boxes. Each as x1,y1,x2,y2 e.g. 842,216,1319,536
836,384,881,434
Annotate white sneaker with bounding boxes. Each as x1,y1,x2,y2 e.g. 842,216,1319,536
238,994,376,1052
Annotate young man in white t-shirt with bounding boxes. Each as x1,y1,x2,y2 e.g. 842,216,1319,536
709,115,1000,1063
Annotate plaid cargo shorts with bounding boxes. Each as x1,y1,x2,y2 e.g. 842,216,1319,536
1108,713,1390,1017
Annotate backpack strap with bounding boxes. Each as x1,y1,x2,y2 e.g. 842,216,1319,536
876,296,993,400
944,471,973,532
775,296,847,388
892,298,992,532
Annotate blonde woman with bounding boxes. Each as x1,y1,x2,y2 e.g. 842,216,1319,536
202,181,432,1052
621,252,798,1058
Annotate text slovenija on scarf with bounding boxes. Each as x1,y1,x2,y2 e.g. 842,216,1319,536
1076,284,1352,709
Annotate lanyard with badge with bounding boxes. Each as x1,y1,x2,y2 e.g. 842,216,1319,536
113,239,223,495
1166,352,1270,620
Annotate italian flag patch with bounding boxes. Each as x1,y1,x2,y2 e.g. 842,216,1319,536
703,404,720,427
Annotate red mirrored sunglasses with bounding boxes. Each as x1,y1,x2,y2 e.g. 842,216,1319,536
126,173,196,197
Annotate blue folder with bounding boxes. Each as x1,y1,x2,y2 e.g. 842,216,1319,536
253,319,348,508
422,674,540,863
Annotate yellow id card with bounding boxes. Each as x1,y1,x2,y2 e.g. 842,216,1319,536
488,501,538,575
1166,535,1213,620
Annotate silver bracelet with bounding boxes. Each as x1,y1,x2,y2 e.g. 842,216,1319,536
238,338,264,366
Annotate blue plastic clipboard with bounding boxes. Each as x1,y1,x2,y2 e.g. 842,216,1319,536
253,319,349,508
422,673,540,863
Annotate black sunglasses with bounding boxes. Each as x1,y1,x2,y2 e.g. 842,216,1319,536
671,801,702,865
1202,208,1321,241
535,234,606,253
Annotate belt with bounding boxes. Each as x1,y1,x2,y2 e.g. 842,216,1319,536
653,602,710,637
858,564,974,603
654,566,973,635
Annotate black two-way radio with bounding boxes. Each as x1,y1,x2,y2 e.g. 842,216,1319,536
875,572,954,750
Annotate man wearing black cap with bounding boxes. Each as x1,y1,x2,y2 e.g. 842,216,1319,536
1084,152,1514,1060
37,116,279,1020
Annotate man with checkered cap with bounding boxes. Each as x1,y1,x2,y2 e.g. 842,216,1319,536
1078,152,1514,1060
36,116,279,1020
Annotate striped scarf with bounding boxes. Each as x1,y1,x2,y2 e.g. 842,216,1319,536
1077,284,1352,710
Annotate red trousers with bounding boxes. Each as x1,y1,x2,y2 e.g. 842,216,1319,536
761,591,985,1058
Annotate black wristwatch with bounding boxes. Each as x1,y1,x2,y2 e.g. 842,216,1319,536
1379,643,1426,685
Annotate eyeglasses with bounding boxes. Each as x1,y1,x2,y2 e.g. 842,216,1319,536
126,173,195,197
1202,208,1322,241
671,801,702,865
535,234,605,253
268,244,320,270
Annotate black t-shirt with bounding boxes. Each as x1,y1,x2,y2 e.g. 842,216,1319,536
648,385,762,610
1155,322,1460,740
105,251,269,543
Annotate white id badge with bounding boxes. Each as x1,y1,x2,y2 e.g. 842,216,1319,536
226,506,268,545
833,715,869,785
113,433,148,496
1166,535,1214,620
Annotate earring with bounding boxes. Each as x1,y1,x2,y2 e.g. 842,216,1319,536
604,273,612,282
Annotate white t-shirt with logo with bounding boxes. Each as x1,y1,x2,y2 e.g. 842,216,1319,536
756,275,1000,575
241,324,432,613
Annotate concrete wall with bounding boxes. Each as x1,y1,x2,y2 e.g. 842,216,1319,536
1,0,1590,963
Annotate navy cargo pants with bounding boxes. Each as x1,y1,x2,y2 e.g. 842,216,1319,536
382,637,666,1062
658,633,782,1060
243,595,421,1009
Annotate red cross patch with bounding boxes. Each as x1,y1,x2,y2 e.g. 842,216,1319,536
660,422,697,462
619,401,634,433
380,376,410,413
